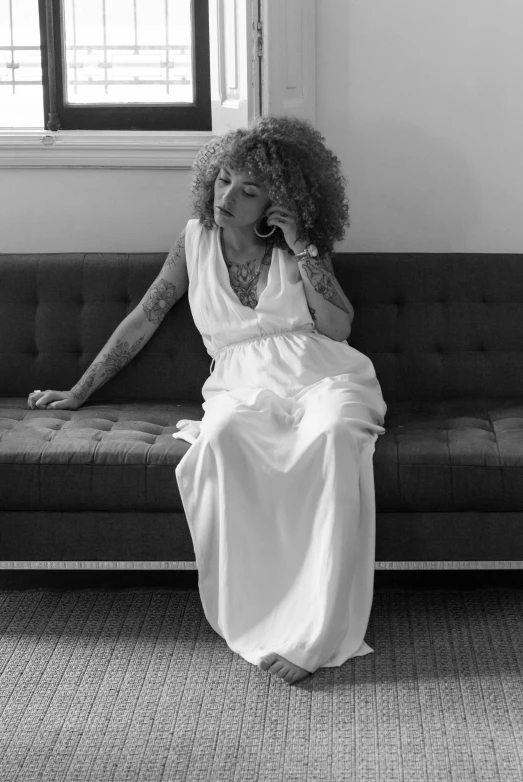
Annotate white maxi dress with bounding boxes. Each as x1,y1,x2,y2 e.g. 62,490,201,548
172,218,387,673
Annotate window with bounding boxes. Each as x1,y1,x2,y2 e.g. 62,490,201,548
0,1,316,170
0,0,44,127
1,0,211,131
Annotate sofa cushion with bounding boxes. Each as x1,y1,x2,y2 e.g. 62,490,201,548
0,400,196,513
3,396,523,516
375,397,523,512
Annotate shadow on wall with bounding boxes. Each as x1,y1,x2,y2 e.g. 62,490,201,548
345,119,483,252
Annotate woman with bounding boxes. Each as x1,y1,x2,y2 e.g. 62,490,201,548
28,115,387,685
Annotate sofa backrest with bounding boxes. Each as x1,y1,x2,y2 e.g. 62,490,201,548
1,252,522,402
336,252,523,401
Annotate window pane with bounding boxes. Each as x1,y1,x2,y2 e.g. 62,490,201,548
62,0,194,106
0,0,44,128
0,85,44,128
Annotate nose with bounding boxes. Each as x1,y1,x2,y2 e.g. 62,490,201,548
221,181,237,203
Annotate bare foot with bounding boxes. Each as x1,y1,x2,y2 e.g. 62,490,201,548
258,653,310,684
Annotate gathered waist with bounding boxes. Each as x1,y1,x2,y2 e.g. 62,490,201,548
209,324,316,373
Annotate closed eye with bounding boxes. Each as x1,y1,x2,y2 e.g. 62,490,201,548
219,178,256,197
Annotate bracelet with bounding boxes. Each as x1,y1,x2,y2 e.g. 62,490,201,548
294,243,318,261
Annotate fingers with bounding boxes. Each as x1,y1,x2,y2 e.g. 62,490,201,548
27,390,42,409
27,391,55,409
266,204,292,216
266,206,293,221
28,390,75,411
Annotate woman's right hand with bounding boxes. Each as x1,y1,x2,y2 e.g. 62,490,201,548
27,389,82,411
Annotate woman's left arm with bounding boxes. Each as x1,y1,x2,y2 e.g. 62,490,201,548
266,204,353,342
295,250,353,342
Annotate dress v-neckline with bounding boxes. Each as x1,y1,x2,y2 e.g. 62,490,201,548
218,228,275,312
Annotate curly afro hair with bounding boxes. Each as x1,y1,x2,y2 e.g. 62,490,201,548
190,115,350,257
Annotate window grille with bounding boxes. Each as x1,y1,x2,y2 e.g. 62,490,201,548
0,0,211,131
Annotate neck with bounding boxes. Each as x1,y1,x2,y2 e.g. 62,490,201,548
221,224,265,254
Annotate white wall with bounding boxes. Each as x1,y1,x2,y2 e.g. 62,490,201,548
317,0,523,252
3,0,523,253
0,167,193,253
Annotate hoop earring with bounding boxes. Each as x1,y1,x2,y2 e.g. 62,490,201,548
254,216,276,238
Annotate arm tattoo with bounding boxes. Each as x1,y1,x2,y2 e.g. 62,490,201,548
99,336,145,377
142,278,178,323
299,253,353,316
71,361,101,402
71,336,145,402
164,231,185,271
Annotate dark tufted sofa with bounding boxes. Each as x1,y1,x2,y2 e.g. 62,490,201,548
1,252,523,571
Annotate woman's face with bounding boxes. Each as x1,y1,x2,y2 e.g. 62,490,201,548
213,166,270,230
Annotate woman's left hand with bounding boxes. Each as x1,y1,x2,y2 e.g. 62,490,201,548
265,205,309,255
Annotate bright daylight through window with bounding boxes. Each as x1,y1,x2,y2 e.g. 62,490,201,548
0,0,195,129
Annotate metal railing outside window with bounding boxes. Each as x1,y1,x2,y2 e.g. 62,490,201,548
0,0,211,131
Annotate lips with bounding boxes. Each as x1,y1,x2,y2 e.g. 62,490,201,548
217,205,233,216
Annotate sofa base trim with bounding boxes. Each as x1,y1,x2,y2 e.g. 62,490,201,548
0,560,198,570
2,560,523,570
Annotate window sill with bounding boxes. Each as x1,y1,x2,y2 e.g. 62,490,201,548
0,129,215,169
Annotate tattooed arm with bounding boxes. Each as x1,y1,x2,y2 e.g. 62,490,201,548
28,228,188,410
70,228,188,405
69,333,147,405
296,251,353,342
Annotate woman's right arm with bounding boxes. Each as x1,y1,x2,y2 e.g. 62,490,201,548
28,228,189,410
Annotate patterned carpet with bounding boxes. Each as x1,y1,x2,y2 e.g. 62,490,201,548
1,580,522,781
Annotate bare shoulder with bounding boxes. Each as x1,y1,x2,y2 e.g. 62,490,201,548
164,226,187,271
158,226,189,298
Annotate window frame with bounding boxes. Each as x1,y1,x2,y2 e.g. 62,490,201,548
0,0,316,170
38,0,211,132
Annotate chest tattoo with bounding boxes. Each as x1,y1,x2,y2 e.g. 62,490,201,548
226,247,272,310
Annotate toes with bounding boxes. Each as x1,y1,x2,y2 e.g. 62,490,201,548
283,665,309,684
259,654,310,684
284,667,302,684
258,654,278,671
270,662,300,683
